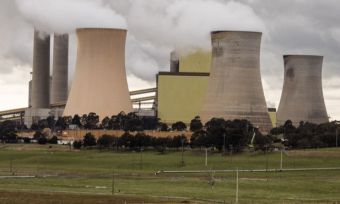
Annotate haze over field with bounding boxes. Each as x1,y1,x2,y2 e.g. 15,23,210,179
0,0,339,120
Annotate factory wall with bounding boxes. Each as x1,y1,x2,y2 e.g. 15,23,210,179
157,72,209,124
179,50,211,73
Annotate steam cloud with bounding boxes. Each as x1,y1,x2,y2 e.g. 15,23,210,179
15,0,127,34
14,0,265,81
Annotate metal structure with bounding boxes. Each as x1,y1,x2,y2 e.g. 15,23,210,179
200,31,272,133
51,34,69,104
1,88,157,122
277,55,329,125
31,30,50,108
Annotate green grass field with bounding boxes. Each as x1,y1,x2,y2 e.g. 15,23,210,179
0,144,340,203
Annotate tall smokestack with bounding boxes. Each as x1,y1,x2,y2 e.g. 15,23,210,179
63,28,133,119
200,31,272,132
51,34,69,104
31,30,50,109
170,51,179,72
277,55,329,125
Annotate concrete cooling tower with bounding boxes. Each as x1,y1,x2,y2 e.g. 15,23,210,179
51,34,69,104
63,28,133,119
200,31,272,133
31,30,50,109
277,55,329,125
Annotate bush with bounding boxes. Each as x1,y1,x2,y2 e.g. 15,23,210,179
172,122,187,131
49,136,58,144
33,131,43,140
73,140,82,149
83,133,97,147
23,137,31,143
97,135,115,148
38,136,48,145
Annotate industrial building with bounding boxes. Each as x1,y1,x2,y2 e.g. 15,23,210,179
158,32,273,133
0,28,330,133
277,55,329,126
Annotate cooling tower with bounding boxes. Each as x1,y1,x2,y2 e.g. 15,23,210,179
51,34,69,104
31,30,50,109
200,31,272,133
63,28,133,119
277,55,329,125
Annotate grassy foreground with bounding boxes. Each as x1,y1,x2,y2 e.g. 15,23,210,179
0,144,340,203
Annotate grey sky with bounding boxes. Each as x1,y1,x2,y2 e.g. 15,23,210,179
0,0,339,120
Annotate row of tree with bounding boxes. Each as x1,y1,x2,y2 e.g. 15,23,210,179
73,132,188,152
30,112,176,132
72,118,270,152
271,120,340,149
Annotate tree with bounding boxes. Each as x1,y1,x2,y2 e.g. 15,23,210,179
97,135,115,148
49,136,58,144
33,131,44,140
0,120,17,143
190,130,210,148
85,112,99,129
170,135,188,149
73,140,82,149
37,136,48,145
72,114,82,128
190,116,203,132
83,133,97,147
101,117,111,129
134,133,152,148
254,132,273,151
118,132,134,149
172,122,187,131
157,122,169,131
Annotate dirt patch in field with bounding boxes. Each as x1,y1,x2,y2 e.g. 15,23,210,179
287,150,340,158
0,190,195,204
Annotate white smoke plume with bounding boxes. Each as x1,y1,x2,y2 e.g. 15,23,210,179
15,0,127,34
14,0,265,81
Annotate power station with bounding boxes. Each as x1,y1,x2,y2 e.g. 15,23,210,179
200,31,273,133
277,55,329,126
0,28,331,132
63,28,133,119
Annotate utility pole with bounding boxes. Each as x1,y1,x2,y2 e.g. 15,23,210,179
236,168,239,204
223,133,226,156
280,149,283,171
9,158,13,175
181,139,185,167
205,148,208,167
336,128,338,148
111,169,115,195
140,148,143,170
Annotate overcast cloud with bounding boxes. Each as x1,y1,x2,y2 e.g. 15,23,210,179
0,0,339,120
